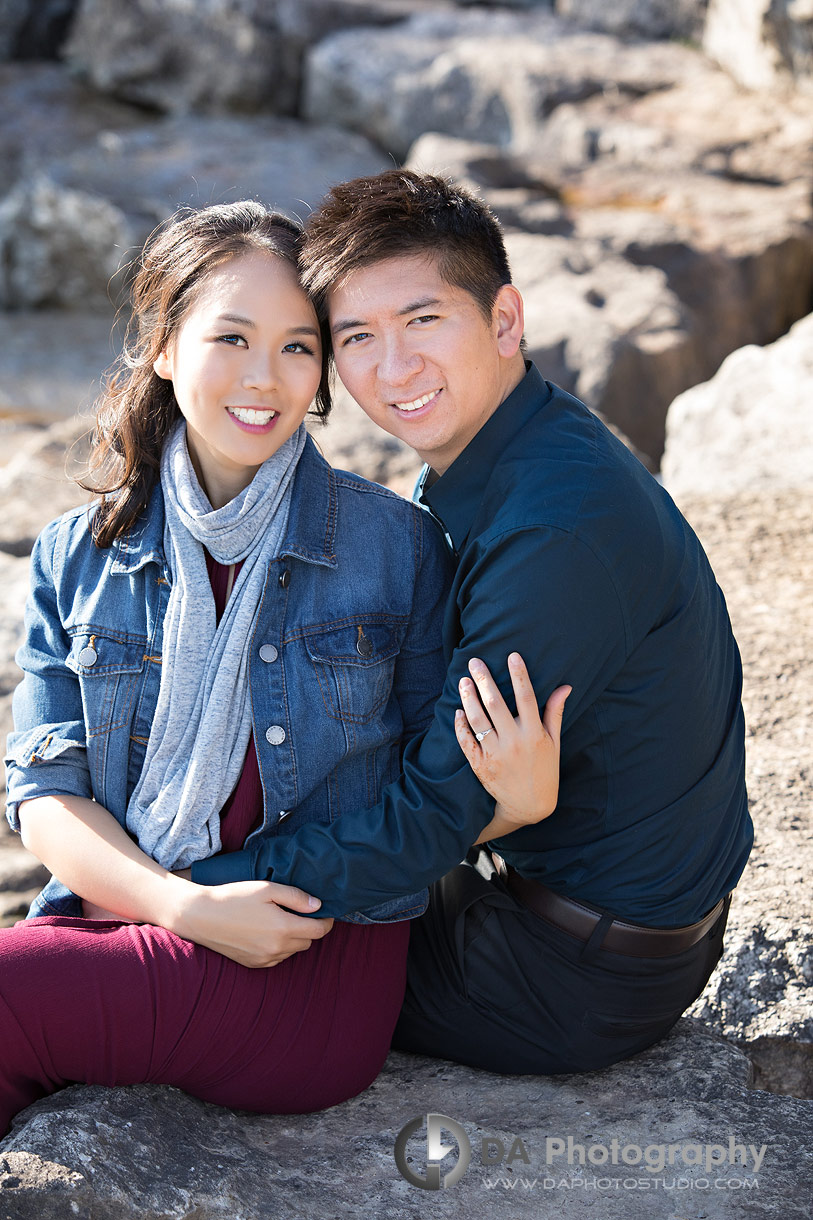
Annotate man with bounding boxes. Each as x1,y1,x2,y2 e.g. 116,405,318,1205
192,170,752,1073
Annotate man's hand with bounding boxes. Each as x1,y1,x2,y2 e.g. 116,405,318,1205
173,879,334,968
454,651,570,839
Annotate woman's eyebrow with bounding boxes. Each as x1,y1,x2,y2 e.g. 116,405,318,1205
217,313,255,328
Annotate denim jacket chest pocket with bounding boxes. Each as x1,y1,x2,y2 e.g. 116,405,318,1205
65,630,149,738
303,618,404,725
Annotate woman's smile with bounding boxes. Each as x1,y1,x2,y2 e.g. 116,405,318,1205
153,250,322,507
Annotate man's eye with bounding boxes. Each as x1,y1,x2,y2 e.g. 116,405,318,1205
343,332,371,346
412,315,438,324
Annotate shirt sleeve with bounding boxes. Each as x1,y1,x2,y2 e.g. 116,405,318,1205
192,524,628,914
4,523,93,830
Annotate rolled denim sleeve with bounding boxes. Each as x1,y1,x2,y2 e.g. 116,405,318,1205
4,522,92,830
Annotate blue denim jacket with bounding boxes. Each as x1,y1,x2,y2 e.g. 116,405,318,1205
4,436,452,922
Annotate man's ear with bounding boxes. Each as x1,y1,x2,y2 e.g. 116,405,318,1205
493,284,524,358
153,349,173,380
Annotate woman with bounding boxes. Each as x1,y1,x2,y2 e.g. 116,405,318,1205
1,201,561,1136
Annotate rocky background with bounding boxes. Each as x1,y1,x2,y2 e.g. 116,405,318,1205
0,1,811,1212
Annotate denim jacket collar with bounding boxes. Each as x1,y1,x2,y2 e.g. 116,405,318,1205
109,435,339,575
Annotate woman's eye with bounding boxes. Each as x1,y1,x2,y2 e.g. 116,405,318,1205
218,333,247,347
283,341,316,355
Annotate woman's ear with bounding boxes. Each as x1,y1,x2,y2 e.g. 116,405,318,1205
492,284,525,358
153,349,173,380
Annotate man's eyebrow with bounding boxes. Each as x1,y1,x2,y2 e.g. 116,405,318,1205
331,297,443,336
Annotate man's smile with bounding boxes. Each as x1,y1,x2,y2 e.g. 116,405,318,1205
391,388,442,413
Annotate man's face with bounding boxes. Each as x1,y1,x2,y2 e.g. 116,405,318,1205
328,254,523,474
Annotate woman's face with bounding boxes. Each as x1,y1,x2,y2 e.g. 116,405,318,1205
154,250,322,508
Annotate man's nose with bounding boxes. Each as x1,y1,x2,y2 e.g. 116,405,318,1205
378,338,423,387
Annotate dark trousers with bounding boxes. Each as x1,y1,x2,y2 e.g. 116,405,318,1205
393,852,730,1075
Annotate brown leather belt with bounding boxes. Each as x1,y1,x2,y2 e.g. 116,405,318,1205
491,853,727,959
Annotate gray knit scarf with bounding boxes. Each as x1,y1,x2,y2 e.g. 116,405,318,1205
125,419,306,869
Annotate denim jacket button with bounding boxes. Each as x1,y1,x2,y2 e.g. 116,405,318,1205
78,645,98,667
259,644,279,663
278,569,291,589
265,725,286,745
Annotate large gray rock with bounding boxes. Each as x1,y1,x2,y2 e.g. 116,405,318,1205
64,0,299,115
63,0,447,116
303,9,706,159
0,63,146,195
506,232,693,464
0,176,133,310
661,312,813,497
34,113,388,253
0,1021,809,1218
556,0,708,41
0,0,77,59
704,0,813,91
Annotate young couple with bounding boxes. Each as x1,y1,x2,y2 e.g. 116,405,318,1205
1,171,751,1135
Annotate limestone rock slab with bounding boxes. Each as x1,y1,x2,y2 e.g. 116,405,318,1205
556,0,707,41
704,0,813,92
0,1021,809,1218
304,9,705,158
0,0,77,59
0,176,133,310
661,312,813,497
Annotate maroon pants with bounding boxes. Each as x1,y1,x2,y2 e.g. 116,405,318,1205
0,914,409,1137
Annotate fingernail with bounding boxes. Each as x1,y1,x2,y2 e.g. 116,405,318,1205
308,895,321,909
508,652,521,667
469,659,485,676
455,708,464,720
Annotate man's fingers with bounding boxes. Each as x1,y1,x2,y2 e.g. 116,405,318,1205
542,684,572,742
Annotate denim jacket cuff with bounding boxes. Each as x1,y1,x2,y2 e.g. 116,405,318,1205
5,724,92,832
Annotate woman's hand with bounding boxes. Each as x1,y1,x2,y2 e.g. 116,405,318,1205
174,880,334,969
454,652,571,841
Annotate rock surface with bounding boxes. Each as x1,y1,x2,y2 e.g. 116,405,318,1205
63,0,449,117
0,176,133,310
0,0,77,59
704,0,813,91
661,312,813,497
557,0,708,41
0,1020,810,1218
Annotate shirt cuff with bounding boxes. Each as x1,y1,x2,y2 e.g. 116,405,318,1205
191,849,254,886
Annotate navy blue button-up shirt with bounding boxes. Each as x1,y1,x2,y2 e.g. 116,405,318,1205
197,364,752,926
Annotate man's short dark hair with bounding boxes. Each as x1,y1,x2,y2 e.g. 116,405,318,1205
300,169,513,322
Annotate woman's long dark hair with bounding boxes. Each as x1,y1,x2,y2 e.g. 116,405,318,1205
83,201,332,548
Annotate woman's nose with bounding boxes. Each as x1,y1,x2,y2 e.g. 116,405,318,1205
242,351,276,391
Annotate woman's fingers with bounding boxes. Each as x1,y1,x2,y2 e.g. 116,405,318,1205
507,652,543,727
458,671,498,742
464,656,515,736
542,683,572,744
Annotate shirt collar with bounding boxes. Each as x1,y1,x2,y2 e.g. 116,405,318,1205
418,362,552,553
